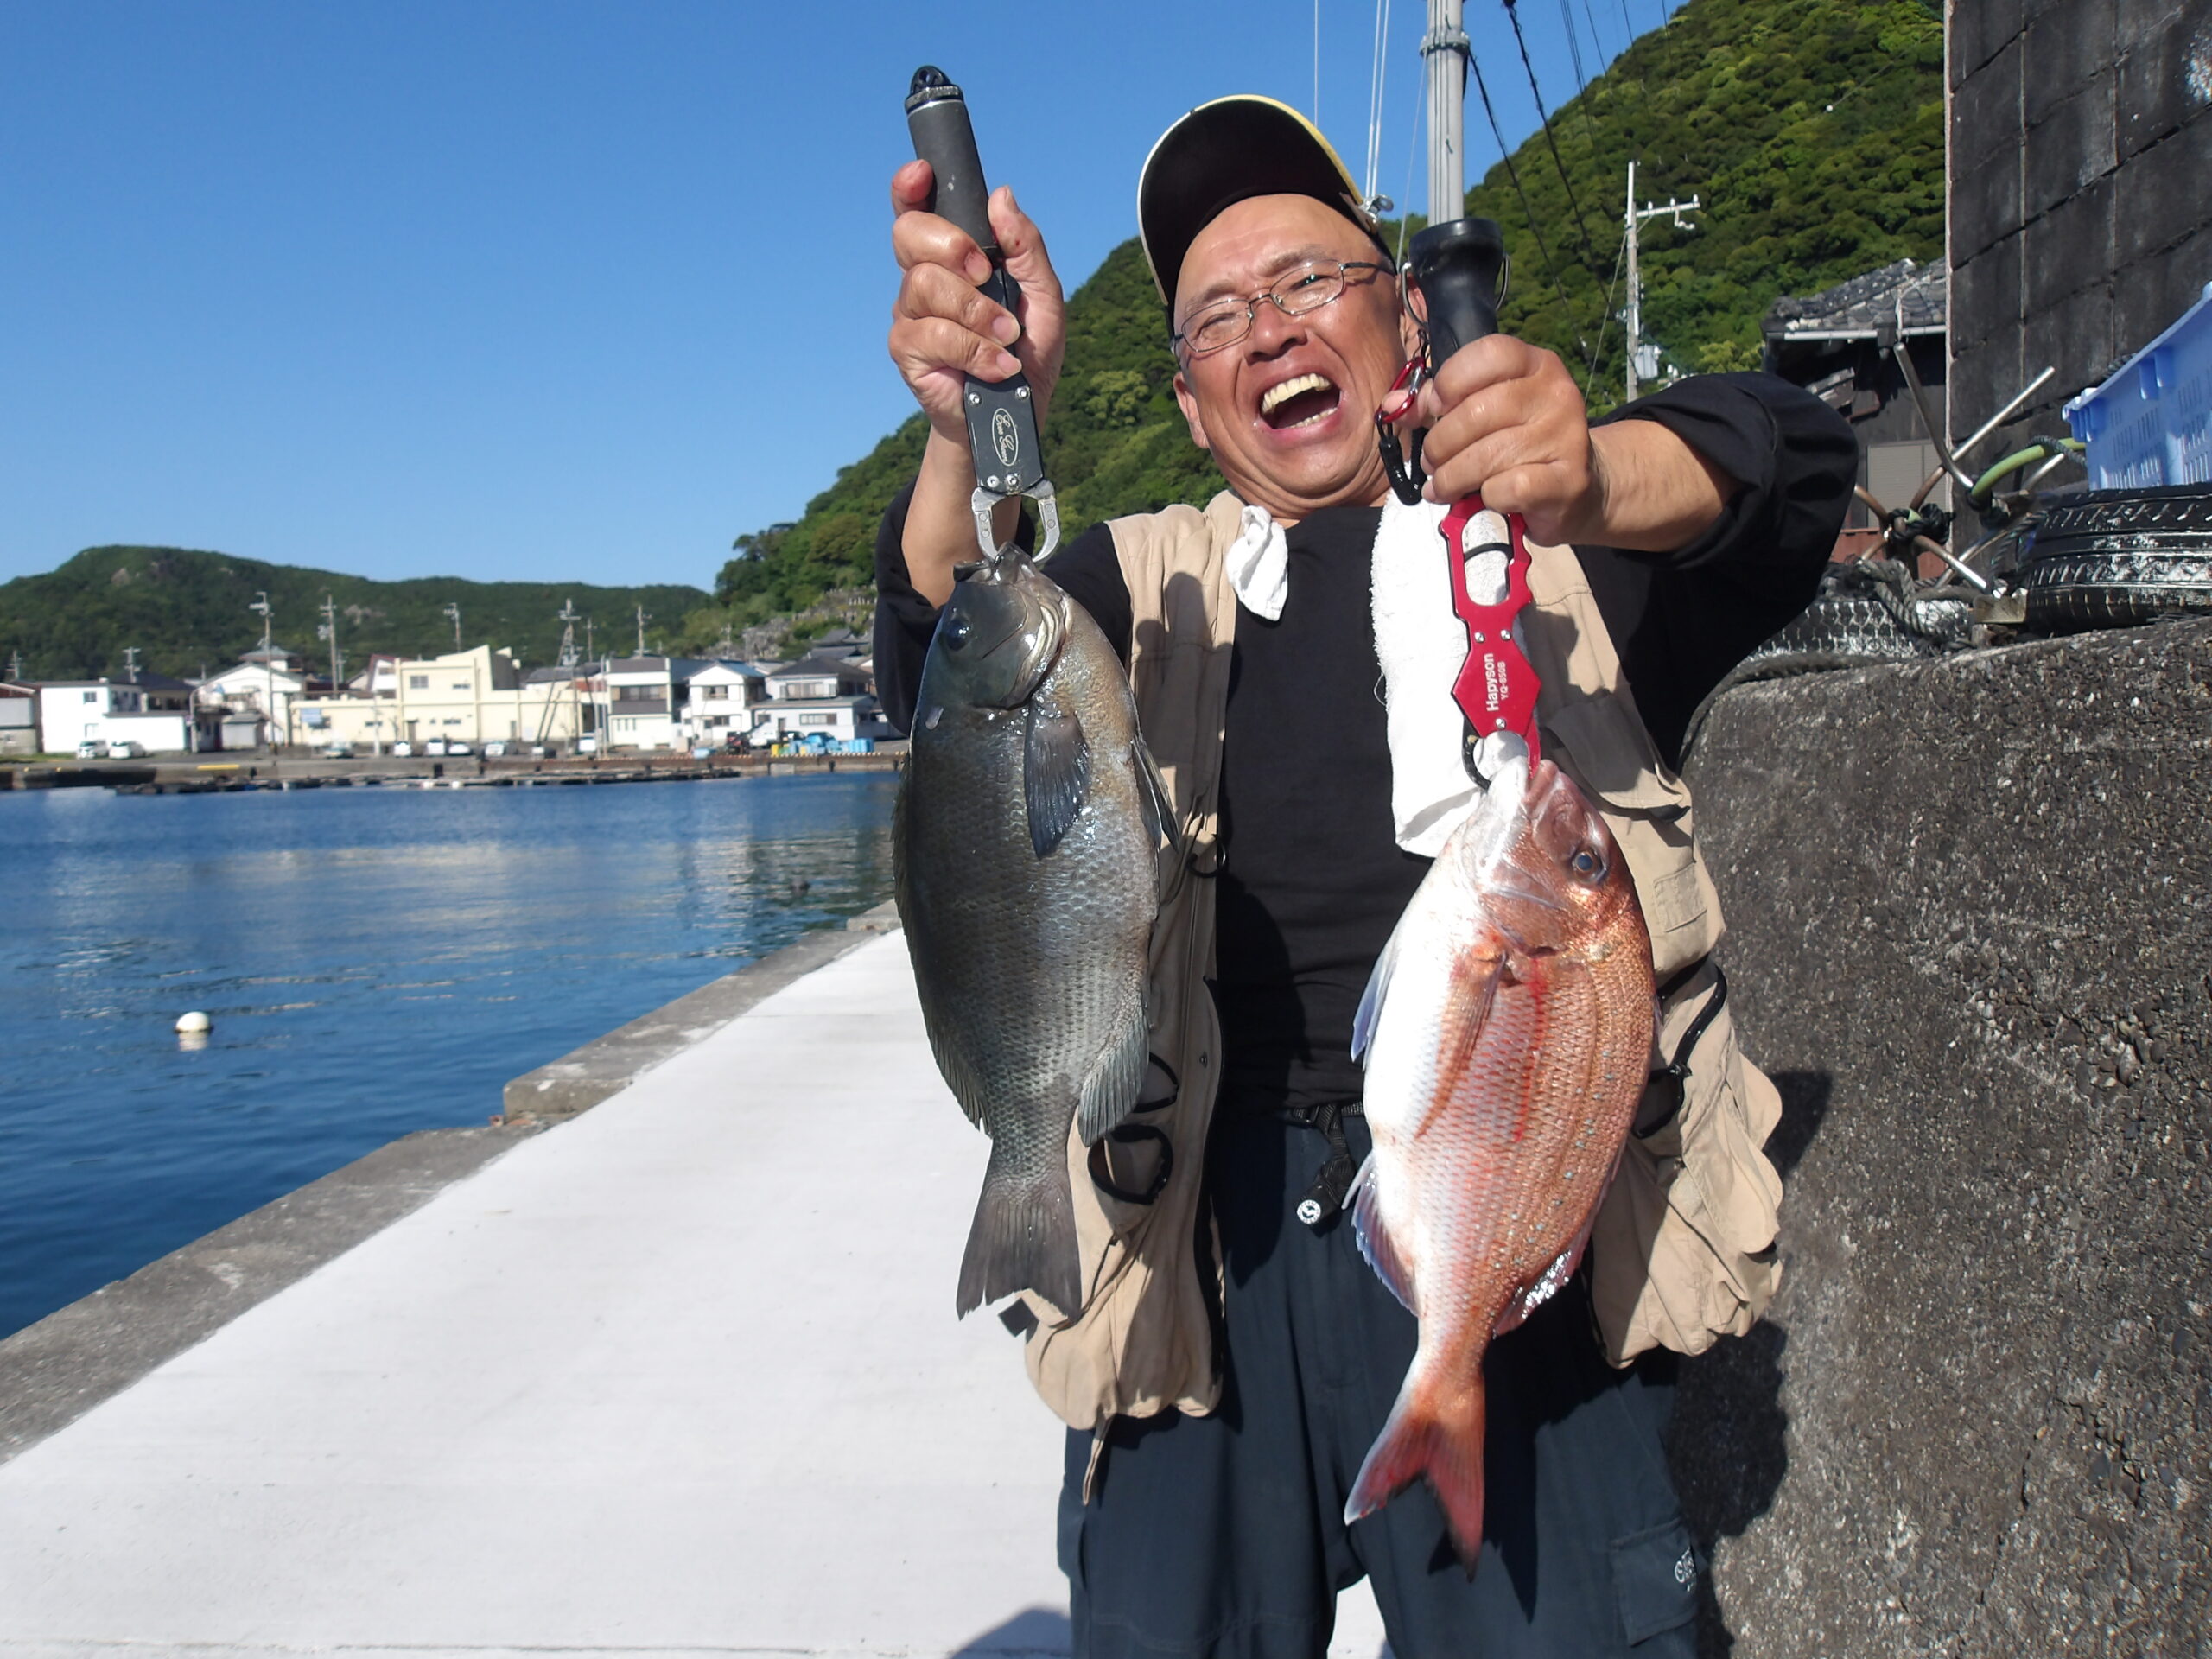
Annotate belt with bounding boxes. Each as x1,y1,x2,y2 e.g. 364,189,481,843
1274,1100,1364,1230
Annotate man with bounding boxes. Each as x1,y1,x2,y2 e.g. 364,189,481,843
875,98,1854,1657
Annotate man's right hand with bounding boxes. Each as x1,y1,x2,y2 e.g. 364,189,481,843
888,163,1067,607
889,161,1067,442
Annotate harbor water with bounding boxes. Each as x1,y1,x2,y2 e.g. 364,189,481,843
0,772,899,1340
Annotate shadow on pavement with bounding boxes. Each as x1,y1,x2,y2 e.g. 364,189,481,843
952,1605,1074,1656
1667,1067,1834,1656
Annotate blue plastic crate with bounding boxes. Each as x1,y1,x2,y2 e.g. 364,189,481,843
2064,281,2212,489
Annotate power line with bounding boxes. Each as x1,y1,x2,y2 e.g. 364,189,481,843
1556,0,1606,152
1500,0,1605,273
1465,48,1593,376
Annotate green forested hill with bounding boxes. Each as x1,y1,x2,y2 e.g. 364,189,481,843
682,0,1941,651
0,546,707,682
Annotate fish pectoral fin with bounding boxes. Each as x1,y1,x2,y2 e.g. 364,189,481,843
1351,922,1412,1065
1493,1222,1594,1336
1024,699,1090,858
1077,992,1150,1146
1349,1154,1416,1313
1408,953,1504,1141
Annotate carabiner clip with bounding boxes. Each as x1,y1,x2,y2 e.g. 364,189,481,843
970,480,1061,564
1375,356,1430,506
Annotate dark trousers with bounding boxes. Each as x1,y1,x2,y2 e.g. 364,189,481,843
1059,1110,1700,1659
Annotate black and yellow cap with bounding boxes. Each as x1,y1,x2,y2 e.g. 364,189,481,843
1138,95,1389,310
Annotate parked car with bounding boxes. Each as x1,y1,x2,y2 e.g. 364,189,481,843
483,741,509,757
530,742,556,759
445,740,473,755
392,741,415,757
576,735,601,755
105,740,146,759
423,738,449,756
75,741,100,760
320,741,354,759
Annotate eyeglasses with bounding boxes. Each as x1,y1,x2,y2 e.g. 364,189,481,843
1173,258,1395,358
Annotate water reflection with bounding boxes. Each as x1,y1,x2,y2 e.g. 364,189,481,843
0,773,899,1338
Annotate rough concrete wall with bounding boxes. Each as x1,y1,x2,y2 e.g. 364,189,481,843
1949,0,2212,458
1671,616,2212,1655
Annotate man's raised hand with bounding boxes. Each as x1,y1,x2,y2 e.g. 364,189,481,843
1413,334,1736,554
889,162,1067,445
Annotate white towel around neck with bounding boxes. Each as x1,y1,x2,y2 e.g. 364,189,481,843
1370,494,1526,856
1222,492,1524,856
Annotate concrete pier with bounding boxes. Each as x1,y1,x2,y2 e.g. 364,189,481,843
0,924,1390,1657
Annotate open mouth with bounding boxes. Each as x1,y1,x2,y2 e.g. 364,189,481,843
1259,372,1341,431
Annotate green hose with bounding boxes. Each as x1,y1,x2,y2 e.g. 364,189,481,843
1970,439,2084,509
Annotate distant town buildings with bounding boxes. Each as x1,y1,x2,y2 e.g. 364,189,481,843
11,621,893,758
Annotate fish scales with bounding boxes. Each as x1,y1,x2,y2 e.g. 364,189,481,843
1345,756,1655,1572
896,549,1161,1323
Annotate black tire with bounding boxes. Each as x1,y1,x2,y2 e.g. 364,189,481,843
1746,591,1971,667
2021,484,2212,632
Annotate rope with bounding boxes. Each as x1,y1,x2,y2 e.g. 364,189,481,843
1467,48,1593,378
1395,60,1429,266
1363,0,1395,203
1501,0,1606,274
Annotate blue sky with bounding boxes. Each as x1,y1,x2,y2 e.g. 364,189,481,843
1,0,1669,589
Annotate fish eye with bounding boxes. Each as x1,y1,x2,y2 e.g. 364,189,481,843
1568,847,1605,881
942,613,971,651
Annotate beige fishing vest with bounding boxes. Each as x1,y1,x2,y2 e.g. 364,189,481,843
1018,490,1783,1430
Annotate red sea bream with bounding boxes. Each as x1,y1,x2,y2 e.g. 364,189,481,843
1344,755,1656,1569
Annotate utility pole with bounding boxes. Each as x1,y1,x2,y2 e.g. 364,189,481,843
7,650,22,683
320,594,342,690
250,591,273,656
634,605,650,657
442,602,462,652
122,646,140,683
1422,0,1471,226
1624,160,1701,401
556,600,581,670
248,591,277,759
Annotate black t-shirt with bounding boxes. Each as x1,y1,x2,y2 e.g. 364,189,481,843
874,372,1857,1110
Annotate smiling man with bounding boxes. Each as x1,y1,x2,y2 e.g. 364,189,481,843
874,98,1854,1658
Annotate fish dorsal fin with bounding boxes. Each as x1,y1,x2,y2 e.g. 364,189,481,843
1024,698,1090,857
1349,1154,1416,1313
1077,990,1149,1146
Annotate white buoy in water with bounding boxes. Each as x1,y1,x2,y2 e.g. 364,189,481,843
175,1011,212,1034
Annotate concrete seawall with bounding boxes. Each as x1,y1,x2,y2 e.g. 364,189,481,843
1676,616,2212,1653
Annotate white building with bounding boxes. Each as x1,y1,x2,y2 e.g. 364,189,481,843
196,648,314,750
0,683,38,756
743,654,893,749
679,662,768,747
297,645,602,751
37,671,205,754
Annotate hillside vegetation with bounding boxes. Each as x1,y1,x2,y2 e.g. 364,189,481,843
679,0,1941,651
0,546,707,682
3,0,1941,674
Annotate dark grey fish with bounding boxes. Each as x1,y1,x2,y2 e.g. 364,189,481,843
895,547,1166,1319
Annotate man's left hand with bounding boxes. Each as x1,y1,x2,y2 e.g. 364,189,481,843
1412,336,1738,552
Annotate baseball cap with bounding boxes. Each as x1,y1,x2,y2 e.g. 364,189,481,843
1138,95,1390,310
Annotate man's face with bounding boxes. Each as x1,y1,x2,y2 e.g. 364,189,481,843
1170,194,1414,524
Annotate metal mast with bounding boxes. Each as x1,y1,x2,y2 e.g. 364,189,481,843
442,602,462,651
634,606,650,657
1623,160,1700,401
1422,0,1471,226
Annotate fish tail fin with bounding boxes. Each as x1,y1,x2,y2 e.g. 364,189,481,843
1345,1374,1489,1574
956,1142,1080,1322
